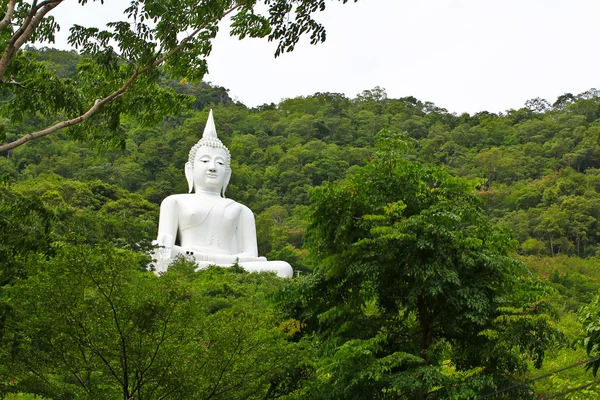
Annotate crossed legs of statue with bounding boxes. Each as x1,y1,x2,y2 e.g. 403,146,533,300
152,243,294,278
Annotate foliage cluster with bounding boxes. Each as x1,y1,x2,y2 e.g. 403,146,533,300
275,144,563,399
0,244,303,399
0,0,358,152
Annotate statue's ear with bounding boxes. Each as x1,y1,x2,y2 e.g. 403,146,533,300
221,169,232,197
184,162,194,193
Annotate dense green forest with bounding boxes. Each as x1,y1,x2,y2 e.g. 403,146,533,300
1,48,600,399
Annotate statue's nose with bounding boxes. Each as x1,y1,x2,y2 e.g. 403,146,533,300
208,166,217,172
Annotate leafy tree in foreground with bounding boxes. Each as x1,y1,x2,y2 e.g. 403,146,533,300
0,0,357,153
581,294,600,378
0,179,55,360
0,178,54,286
278,133,562,399
0,245,301,399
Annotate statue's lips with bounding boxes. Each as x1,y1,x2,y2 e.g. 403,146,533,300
206,173,219,178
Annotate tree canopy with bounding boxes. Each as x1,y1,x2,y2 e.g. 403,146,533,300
0,0,357,152
0,245,303,399
275,135,562,398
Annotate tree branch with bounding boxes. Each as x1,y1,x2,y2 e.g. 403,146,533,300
34,0,63,10
59,285,125,388
13,1,62,50
85,261,131,399
0,0,17,31
55,343,90,393
0,75,41,91
0,0,64,80
130,306,174,397
205,335,244,399
0,3,241,153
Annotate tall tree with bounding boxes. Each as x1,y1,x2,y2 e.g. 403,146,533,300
279,135,561,399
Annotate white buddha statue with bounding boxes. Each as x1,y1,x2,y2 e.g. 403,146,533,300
152,110,293,278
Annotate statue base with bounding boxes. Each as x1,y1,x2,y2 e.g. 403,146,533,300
151,244,294,278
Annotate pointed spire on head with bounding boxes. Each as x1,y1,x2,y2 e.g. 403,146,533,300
188,109,229,164
202,109,218,140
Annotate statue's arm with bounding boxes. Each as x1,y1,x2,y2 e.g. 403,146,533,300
234,206,261,259
156,196,178,248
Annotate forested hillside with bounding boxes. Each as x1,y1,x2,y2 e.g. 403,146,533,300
4,50,600,263
1,48,600,399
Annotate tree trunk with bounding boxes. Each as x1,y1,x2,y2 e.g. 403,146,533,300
416,296,432,400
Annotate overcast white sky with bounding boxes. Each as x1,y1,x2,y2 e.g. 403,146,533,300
47,0,600,115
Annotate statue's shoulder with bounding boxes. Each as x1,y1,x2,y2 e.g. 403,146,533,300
160,193,192,207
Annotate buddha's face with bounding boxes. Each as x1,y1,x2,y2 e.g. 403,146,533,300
192,146,229,193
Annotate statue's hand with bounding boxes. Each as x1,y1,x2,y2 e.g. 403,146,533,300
177,251,234,264
189,252,262,265
236,255,264,263
156,233,175,248
150,240,173,273
157,246,172,262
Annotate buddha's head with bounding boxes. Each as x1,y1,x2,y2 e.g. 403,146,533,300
185,110,231,197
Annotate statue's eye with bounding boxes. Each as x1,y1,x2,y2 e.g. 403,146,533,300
217,161,225,166
200,159,209,163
